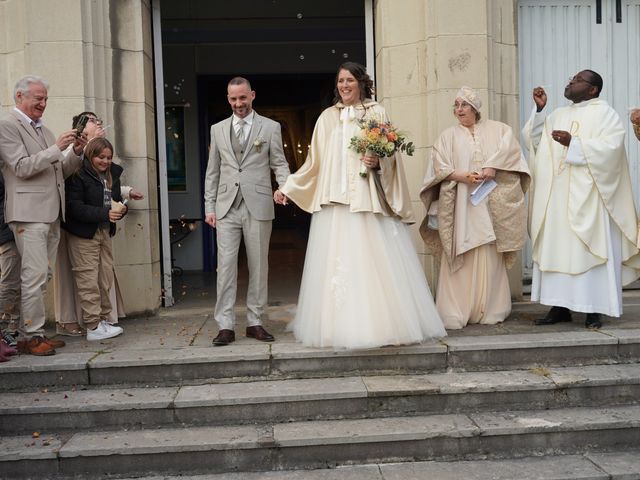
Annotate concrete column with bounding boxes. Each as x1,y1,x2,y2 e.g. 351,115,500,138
374,0,523,299
0,0,161,316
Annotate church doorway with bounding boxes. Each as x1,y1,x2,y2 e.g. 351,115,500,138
156,0,372,305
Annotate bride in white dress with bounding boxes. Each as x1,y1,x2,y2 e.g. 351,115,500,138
281,62,446,349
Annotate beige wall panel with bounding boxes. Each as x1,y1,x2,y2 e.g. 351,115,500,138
489,0,517,45
492,42,518,96
39,98,86,136
112,50,146,102
433,35,489,90
82,44,97,101
92,46,109,104
2,53,25,108
418,252,439,291
496,93,520,131
143,54,155,107
402,146,427,201
141,0,153,56
508,252,524,301
110,0,144,51
27,0,83,42
113,102,148,158
25,42,85,97
376,0,425,47
387,94,429,148
118,156,155,211
0,3,7,53
3,0,25,53
426,90,459,142
378,44,424,98
114,263,161,315
409,200,426,253
434,0,488,35
113,209,155,265
144,104,157,160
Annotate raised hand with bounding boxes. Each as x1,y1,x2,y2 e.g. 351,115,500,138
533,87,547,112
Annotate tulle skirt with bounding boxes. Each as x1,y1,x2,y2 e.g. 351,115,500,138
289,205,446,349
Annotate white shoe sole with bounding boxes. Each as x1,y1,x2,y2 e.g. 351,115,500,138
87,329,123,342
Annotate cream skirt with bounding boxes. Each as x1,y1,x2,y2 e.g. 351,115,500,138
289,205,446,349
436,243,511,330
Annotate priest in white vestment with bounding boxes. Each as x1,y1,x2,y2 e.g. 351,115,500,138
522,69,640,328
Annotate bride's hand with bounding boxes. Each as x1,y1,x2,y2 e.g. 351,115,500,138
361,153,380,169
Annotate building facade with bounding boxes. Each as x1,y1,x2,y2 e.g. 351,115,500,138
0,0,637,315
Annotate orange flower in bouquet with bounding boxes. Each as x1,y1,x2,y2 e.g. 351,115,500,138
349,115,415,177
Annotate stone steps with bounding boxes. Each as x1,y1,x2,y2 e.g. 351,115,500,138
2,328,639,390
118,451,640,480
3,405,640,478
3,328,640,478
1,363,639,435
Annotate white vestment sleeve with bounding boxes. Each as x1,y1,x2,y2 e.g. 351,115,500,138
529,109,546,150
564,138,587,165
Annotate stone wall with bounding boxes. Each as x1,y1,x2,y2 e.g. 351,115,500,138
374,0,523,299
0,0,161,316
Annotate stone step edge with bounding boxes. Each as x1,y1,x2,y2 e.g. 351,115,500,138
2,363,639,415
1,328,638,375
116,450,640,480
2,404,640,461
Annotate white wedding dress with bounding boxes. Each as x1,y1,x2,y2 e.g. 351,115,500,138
283,102,446,349
289,204,445,349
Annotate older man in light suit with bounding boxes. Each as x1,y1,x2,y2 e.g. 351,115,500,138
204,77,289,346
0,75,86,355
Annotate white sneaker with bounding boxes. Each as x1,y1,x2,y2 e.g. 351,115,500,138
87,321,124,341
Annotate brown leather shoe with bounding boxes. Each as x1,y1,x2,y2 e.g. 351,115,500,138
246,325,274,342
17,337,56,356
43,336,66,349
212,329,235,347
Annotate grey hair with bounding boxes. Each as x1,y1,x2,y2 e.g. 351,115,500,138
14,75,49,100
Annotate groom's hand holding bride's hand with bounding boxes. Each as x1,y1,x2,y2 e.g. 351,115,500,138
274,189,288,205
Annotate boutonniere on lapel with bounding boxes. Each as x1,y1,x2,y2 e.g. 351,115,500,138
253,138,266,153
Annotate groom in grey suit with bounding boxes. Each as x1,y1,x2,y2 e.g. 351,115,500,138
204,77,289,346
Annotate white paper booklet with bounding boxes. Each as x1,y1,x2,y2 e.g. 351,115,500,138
470,179,497,206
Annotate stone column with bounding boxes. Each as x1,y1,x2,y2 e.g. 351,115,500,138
374,0,523,299
0,0,161,316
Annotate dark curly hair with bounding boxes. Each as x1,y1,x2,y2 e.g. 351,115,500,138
333,62,374,104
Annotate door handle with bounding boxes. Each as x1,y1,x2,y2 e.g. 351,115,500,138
596,0,602,24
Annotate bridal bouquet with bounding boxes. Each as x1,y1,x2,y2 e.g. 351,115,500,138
349,115,415,177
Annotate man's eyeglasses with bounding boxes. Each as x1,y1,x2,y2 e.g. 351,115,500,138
87,117,103,125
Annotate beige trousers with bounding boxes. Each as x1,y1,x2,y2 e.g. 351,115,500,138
214,198,272,330
9,220,60,339
0,240,21,327
54,229,124,326
66,228,114,328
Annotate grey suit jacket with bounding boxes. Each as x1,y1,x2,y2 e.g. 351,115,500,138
204,111,289,221
0,111,81,223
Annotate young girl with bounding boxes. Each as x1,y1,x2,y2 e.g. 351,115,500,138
64,138,126,341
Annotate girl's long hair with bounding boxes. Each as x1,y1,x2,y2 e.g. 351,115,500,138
84,137,114,188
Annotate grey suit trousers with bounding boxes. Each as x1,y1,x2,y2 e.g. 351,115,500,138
214,198,271,330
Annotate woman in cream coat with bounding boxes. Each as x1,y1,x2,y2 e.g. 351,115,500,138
282,62,445,349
